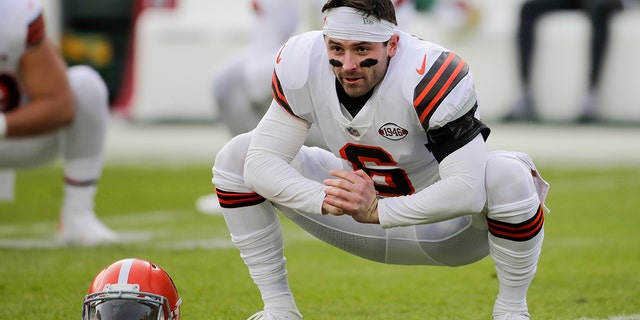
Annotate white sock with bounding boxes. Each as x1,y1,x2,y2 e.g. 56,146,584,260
490,231,543,315
61,184,96,217
488,199,544,315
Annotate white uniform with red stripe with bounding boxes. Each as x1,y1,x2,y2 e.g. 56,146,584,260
233,28,547,264
267,30,486,221
235,29,496,265
212,7,548,317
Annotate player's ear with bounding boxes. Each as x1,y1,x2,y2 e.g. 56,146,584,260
387,34,399,58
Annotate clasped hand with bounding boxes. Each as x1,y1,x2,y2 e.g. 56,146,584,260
322,169,379,224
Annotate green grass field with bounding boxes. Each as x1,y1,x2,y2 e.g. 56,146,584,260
1,163,639,319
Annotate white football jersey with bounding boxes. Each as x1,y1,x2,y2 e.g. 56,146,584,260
272,30,480,197
0,0,44,111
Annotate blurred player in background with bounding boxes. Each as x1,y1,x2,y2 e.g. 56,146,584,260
198,0,416,214
211,0,303,140
503,0,634,123
0,0,118,245
212,0,549,319
83,258,182,320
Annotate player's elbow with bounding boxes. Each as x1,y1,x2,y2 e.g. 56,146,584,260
58,97,75,126
45,94,75,128
32,94,75,132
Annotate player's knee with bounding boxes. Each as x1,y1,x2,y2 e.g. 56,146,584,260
67,65,109,114
68,66,108,101
212,132,252,189
485,155,536,206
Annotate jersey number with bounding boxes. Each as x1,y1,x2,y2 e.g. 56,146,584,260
339,143,415,197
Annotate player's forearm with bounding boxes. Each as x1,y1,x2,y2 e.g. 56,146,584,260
378,136,487,228
11,39,75,137
2,99,73,137
244,104,326,214
245,148,326,214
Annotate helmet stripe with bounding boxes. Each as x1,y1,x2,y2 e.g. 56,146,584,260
118,258,135,284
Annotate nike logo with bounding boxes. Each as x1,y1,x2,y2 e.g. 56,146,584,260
275,45,285,64
416,54,427,75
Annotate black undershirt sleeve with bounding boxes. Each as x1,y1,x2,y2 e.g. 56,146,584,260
425,104,491,162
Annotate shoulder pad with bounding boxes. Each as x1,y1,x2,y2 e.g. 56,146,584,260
274,31,324,90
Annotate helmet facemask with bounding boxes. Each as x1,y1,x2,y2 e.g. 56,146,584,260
83,283,173,320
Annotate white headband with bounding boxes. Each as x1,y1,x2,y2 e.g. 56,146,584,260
323,7,396,42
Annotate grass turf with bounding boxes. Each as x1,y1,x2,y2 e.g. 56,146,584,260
0,164,639,319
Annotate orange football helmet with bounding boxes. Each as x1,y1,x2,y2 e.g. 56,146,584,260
82,258,181,320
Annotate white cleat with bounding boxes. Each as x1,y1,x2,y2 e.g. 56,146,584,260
492,313,531,320
247,310,303,320
57,212,119,246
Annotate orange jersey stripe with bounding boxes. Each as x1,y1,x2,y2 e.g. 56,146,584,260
413,53,454,110
420,60,467,123
413,52,469,128
271,70,296,115
271,70,305,119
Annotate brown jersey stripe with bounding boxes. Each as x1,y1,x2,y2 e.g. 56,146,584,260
413,52,469,126
488,205,544,242
27,13,45,46
271,71,295,116
215,188,266,208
